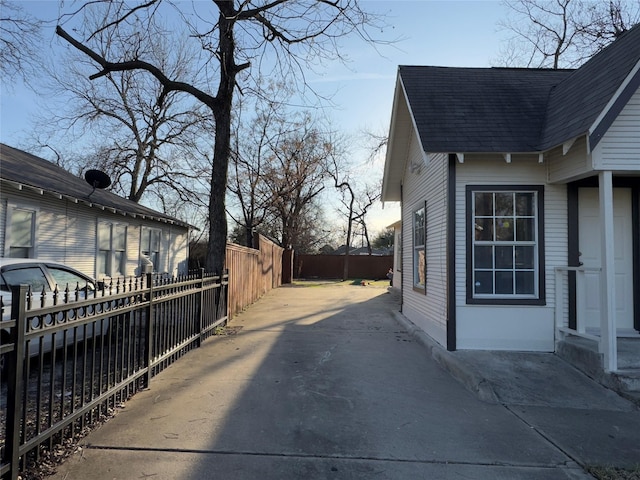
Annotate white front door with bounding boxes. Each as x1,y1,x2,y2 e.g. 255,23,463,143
578,188,634,332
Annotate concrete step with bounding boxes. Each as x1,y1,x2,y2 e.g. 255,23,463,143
556,337,602,378
556,337,640,405
610,369,640,393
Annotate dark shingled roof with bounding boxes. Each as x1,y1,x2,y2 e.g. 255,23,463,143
541,24,640,150
400,66,572,152
399,23,640,153
0,143,191,229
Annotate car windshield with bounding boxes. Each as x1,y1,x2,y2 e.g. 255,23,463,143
0,266,51,292
48,267,95,292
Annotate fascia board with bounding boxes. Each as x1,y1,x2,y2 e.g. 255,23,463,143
589,58,640,150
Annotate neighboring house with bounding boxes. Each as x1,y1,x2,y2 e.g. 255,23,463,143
382,25,640,372
388,220,402,291
0,144,191,280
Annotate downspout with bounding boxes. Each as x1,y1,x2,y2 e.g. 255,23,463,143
633,187,640,332
446,154,457,351
400,183,404,313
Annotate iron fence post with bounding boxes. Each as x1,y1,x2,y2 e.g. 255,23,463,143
5,285,27,480
197,268,205,346
221,269,229,322
143,273,154,389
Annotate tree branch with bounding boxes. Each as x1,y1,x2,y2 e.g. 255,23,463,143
55,25,219,108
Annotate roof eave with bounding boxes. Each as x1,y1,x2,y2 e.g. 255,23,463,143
0,177,194,230
588,58,640,151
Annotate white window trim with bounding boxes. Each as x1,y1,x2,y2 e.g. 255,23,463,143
5,203,38,258
412,202,426,292
141,226,163,273
97,220,128,278
466,185,545,305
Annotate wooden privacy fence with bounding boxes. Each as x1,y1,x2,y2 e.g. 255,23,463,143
294,254,393,280
226,234,284,318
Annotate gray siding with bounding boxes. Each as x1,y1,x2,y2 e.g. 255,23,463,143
595,86,640,170
455,156,567,351
401,130,448,347
546,138,593,184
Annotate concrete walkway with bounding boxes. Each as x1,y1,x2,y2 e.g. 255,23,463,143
49,284,639,480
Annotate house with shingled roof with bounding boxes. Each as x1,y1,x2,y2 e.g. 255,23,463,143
382,23,640,373
0,144,191,279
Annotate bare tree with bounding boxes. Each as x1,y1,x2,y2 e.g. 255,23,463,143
326,136,381,278
262,115,332,252
573,0,640,51
55,1,385,275
31,14,210,208
227,81,294,248
496,0,640,68
351,183,381,255
326,149,355,280
0,0,42,86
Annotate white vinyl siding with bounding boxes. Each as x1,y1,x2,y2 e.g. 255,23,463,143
168,230,189,277
455,156,567,351
546,138,592,184
1,186,190,279
401,130,448,347
595,87,640,170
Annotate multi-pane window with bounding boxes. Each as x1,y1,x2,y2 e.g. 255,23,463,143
468,186,544,303
8,208,35,258
413,203,426,291
97,222,127,277
141,227,161,272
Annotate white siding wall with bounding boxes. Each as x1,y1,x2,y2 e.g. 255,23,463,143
165,228,189,277
401,130,448,347
547,137,593,183
594,86,640,170
1,187,189,279
455,156,567,351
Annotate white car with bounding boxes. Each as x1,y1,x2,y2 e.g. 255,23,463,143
0,258,105,370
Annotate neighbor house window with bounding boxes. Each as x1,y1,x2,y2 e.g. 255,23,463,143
97,222,127,277
413,202,426,292
8,207,36,258
467,186,544,305
141,227,161,272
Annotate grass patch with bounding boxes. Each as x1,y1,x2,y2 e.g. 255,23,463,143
587,466,640,480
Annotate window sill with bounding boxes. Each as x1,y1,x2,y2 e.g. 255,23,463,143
466,297,546,306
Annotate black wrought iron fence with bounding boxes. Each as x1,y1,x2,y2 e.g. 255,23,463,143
0,269,228,480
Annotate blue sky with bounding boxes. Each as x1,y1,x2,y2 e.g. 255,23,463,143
0,0,509,234
300,1,507,142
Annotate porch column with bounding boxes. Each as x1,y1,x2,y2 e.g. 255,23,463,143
599,170,617,372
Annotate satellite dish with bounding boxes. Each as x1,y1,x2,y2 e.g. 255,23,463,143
84,169,112,189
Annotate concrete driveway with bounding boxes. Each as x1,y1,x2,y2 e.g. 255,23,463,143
49,283,638,479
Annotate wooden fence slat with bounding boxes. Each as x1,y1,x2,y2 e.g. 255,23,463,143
294,254,392,280
226,235,284,318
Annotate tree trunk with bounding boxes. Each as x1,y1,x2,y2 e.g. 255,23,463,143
343,194,354,281
205,7,237,275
